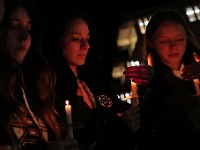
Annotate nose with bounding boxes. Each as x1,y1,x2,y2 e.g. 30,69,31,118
169,40,177,48
17,25,29,41
81,38,90,50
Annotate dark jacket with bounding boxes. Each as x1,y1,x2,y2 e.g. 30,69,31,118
137,65,200,149
54,60,137,150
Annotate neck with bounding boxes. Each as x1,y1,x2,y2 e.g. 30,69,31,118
164,61,182,70
69,65,78,78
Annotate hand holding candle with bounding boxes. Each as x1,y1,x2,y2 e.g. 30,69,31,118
123,59,154,105
65,100,73,139
124,61,154,85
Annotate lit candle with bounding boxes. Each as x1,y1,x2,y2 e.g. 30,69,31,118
194,79,200,95
131,80,138,98
131,79,139,106
147,53,153,66
130,61,140,99
130,61,140,106
130,61,140,98
65,100,73,138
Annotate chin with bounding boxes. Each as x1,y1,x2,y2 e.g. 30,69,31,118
79,61,86,66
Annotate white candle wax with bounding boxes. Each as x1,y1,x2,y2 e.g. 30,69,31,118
65,100,73,138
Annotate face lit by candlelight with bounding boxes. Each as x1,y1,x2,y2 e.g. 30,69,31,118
61,18,90,68
148,21,187,70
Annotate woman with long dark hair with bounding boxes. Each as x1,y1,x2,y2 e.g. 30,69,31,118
0,0,62,149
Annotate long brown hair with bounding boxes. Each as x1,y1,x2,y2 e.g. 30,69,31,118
0,0,61,140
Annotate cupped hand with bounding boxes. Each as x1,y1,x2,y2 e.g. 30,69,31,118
182,62,200,80
123,65,154,85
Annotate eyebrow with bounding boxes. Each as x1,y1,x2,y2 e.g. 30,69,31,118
10,18,31,24
69,32,81,35
68,32,90,37
70,32,89,35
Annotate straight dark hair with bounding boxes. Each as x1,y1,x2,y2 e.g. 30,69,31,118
0,0,61,140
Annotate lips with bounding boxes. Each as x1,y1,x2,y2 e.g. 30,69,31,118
169,53,179,57
77,54,87,57
15,46,27,52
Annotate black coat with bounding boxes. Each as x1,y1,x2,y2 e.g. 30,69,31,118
54,61,137,150
137,66,200,149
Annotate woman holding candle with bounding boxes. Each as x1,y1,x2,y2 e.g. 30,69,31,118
124,9,200,149
44,10,140,150
0,0,80,149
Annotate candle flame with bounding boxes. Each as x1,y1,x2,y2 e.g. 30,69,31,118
66,100,69,105
147,53,153,66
